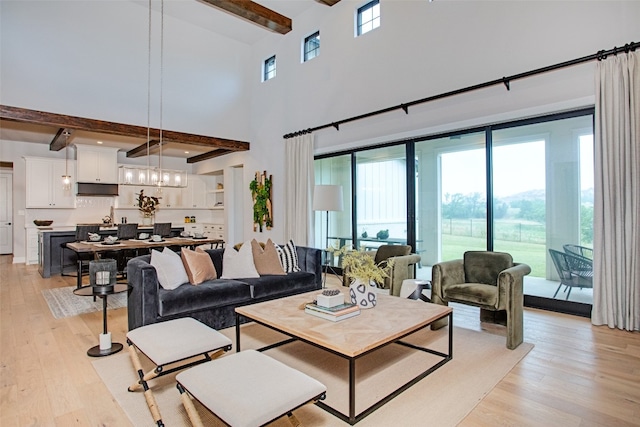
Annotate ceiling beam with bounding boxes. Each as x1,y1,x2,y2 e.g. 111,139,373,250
126,140,162,158
314,0,341,6
187,149,234,163
49,128,74,151
198,0,292,34
0,104,250,153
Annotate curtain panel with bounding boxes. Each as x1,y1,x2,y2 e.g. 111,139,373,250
592,50,640,331
284,134,315,246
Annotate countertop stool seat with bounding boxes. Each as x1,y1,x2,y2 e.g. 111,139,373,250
126,317,232,427
176,349,326,427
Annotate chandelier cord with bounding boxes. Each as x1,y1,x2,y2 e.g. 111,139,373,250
146,0,152,180
158,0,164,185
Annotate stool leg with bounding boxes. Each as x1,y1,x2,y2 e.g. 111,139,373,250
127,342,164,427
177,384,205,427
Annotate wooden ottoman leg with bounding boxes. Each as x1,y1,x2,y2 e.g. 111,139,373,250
177,383,205,427
287,411,301,427
127,341,164,427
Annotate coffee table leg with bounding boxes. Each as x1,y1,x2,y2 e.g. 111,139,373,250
235,312,241,352
349,358,356,423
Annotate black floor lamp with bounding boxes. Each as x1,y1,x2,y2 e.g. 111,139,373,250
313,185,344,288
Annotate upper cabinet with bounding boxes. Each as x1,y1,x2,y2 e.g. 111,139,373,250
183,175,210,209
25,157,76,208
75,144,119,184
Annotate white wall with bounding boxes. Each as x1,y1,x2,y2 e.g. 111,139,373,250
0,0,251,138
2,1,639,253
240,0,639,244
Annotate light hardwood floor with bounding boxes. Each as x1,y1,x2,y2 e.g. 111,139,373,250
1,255,638,426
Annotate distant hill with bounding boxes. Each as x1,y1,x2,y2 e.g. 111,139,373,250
497,187,593,204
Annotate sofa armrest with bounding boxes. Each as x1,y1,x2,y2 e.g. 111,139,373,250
295,245,322,289
431,259,465,305
127,255,161,330
388,254,421,296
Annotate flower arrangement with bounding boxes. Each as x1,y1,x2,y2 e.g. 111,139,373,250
329,244,394,285
137,189,160,218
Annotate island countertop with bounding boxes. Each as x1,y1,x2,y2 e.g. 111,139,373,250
37,225,186,278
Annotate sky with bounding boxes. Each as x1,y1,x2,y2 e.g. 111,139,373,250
441,136,594,198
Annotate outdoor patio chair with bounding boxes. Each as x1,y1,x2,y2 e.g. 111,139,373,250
563,244,593,260
549,249,593,300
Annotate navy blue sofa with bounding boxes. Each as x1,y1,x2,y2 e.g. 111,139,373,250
127,246,322,331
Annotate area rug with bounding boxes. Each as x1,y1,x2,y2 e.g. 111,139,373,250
42,286,127,319
93,323,533,426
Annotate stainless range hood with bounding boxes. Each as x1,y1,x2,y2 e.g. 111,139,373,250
76,182,119,196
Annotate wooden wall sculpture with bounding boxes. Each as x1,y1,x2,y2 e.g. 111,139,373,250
250,171,273,232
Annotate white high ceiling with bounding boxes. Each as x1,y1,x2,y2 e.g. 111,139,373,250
0,0,319,159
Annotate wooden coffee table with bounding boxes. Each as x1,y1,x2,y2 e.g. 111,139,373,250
235,291,453,425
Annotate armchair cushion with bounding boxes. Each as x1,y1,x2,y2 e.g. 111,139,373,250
463,251,513,286
443,282,499,307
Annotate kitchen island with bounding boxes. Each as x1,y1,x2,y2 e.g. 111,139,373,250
38,226,186,278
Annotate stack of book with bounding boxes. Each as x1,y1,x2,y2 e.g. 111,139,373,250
304,302,360,322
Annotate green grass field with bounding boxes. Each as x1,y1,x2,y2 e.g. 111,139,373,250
442,234,546,277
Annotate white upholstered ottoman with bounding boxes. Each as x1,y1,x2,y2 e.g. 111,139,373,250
176,349,326,427
126,317,233,427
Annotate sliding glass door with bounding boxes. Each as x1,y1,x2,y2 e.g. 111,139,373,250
354,145,407,251
492,115,594,306
314,109,594,314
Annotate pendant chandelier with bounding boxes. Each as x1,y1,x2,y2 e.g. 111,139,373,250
118,0,186,189
61,130,72,190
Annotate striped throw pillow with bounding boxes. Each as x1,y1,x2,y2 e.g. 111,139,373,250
275,240,300,273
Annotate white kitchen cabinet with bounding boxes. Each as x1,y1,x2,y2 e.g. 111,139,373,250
203,223,225,241
116,185,139,209
75,144,119,184
160,187,184,208
25,158,76,208
183,175,210,209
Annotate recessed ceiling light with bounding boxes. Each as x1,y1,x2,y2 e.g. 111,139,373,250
97,141,103,144
184,151,189,154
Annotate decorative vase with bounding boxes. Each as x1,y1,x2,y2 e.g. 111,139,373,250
349,279,377,309
142,215,153,226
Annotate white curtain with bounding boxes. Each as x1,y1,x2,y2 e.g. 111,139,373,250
284,134,315,246
592,50,640,331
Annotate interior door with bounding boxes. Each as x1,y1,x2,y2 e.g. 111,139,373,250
0,172,13,254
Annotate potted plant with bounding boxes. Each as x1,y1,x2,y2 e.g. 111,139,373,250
137,189,160,225
330,245,394,308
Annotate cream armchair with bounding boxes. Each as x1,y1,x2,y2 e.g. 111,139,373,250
430,251,531,350
342,245,421,296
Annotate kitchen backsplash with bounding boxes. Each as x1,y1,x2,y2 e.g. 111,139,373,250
26,196,222,227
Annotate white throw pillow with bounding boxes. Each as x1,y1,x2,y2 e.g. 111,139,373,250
150,248,189,290
221,240,260,279
275,239,300,273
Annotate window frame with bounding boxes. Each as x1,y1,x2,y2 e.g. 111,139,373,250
262,55,276,82
302,31,320,63
356,0,380,37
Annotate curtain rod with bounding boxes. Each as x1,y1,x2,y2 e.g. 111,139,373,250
283,40,638,139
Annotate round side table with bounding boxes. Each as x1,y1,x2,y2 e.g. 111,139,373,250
73,284,130,357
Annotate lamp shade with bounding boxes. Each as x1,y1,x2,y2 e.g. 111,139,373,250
313,185,344,212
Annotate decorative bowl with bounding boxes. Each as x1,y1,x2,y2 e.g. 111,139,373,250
33,220,53,226
88,233,101,241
